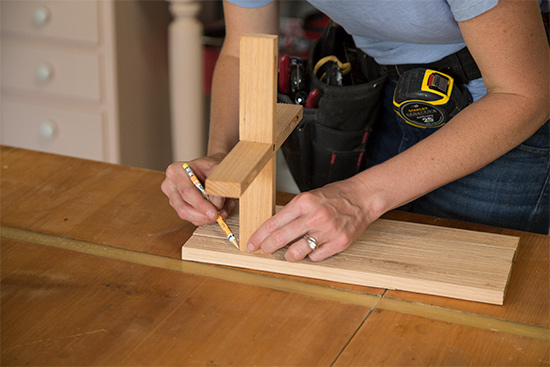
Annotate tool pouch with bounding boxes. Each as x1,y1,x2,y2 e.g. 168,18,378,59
281,24,386,191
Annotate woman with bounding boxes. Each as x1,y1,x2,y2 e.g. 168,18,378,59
162,0,549,262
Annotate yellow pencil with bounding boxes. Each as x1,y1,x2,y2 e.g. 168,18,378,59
182,163,239,249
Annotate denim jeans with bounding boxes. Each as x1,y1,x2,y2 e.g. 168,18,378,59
365,79,550,234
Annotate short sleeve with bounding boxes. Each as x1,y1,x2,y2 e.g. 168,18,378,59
447,0,499,21
226,0,274,8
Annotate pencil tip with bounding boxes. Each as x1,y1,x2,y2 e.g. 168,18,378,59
231,238,240,250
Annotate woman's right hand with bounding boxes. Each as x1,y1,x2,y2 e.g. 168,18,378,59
161,153,235,226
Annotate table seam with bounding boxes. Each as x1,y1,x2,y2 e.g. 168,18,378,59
2,225,548,342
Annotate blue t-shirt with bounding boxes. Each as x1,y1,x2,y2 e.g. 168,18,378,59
226,0,546,100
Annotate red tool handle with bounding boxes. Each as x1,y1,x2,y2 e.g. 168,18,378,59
278,55,291,95
305,89,320,108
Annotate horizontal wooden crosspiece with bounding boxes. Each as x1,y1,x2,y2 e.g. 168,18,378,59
206,104,302,198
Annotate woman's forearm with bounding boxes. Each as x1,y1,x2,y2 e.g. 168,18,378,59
207,0,279,157
207,52,241,156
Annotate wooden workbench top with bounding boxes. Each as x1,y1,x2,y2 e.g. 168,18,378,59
1,146,548,366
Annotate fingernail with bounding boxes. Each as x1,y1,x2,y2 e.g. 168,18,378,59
247,243,255,252
206,210,216,220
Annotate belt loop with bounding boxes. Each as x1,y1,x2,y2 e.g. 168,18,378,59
449,52,468,85
456,48,481,84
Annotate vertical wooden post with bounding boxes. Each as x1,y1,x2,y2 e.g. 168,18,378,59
204,34,301,252
238,34,278,249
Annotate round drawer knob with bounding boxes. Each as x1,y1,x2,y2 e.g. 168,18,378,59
36,63,54,82
33,6,50,26
39,121,58,140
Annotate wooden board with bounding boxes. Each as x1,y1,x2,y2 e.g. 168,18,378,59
182,207,520,305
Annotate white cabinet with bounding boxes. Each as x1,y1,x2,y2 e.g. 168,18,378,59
1,0,173,170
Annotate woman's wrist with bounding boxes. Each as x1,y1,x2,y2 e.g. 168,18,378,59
331,173,387,225
351,164,405,222
207,139,237,158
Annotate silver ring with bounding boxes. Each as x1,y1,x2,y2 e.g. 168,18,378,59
303,234,318,251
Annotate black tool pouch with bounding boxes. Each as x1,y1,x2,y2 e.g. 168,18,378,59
281,25,386,191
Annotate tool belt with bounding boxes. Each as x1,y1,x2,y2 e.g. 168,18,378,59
363,47,480,85
280,22,481,192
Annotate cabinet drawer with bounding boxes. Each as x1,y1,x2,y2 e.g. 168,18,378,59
2,44,101,102
0,0,99,44
1,98,104,161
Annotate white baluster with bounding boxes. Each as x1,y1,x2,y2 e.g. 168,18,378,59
168,0,206,161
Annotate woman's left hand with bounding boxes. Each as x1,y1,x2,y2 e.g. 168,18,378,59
246,177,378,262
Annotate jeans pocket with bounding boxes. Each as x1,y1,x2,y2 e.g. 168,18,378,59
515,120,549,155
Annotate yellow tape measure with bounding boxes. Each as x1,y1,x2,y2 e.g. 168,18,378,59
393,68,472,128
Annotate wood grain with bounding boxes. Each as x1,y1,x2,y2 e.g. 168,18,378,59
237,34,278,251
0,146,195,259
239,33,277,144
274,103,303,149
378,215,550,328
183,207,520,305
206,141,273,198
239,158,276,249
1,239,369,366
334,309,549,366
